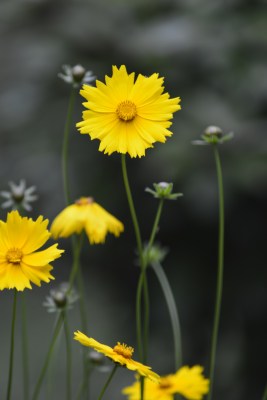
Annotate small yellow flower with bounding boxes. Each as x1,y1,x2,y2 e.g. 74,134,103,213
74,330,160,383
50,197,124,244
0,210,64,291
76,65,181,158
122,366,209,400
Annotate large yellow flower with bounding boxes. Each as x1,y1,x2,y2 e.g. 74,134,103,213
0,211,64,291
122,366,209,400
76,65,181,158
50,197,124,244
74,330,160,383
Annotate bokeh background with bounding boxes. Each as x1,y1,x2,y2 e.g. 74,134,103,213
0,0,267,399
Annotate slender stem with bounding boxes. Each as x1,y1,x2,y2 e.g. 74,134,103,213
151,261,182,369
62,87,76,205
207,145,225,400
6,290,17,400
262,384,267,400
77,266,90,399
63,312,72,400
97,365,118,400
147,199,164,251
121,154,144,264
21,292,30,400
32,313,64,400
68,234,84,291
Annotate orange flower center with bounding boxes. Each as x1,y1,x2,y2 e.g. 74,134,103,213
113,342,134,359
75,197,94,206
116,101,137,121
6,247,23,264
159,378,172,389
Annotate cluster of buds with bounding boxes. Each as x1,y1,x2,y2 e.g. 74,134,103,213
58,64,95,88
145,182,183,201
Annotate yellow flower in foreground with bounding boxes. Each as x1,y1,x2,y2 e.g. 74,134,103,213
0,211,64,291
76,65,181,158
50,197,124,244
74,330,160,383
122,366,209,400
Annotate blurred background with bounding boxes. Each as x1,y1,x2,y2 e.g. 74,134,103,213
0,0,267,399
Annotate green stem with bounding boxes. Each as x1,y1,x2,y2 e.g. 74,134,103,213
62,87,76,205
97,365,118,400
121,155,146,400
22,292,30,400
77,266,90,399
6,290,17,400
147,199,164,251
63,312,72,400
207,145,225,400
68,234,84,291
121,154,144,264
262,384,267,400
151,261,182,369
32,313,64,400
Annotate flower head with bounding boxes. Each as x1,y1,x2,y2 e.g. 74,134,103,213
0,211,64,291
58,64,95,88
74,331,160,382
145,182,183,200
122,366,209,400
76,65,181,158
0,180,38,212
192,125,234,146
50,197,124,244
43,282,79,313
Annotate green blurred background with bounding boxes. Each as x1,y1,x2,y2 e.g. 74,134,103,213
0,0,267,399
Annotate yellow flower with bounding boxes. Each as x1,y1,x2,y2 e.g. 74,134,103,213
122,366,209,400
76,65,181,158
50,197,124,244
74,330,160,383
0,210,64,291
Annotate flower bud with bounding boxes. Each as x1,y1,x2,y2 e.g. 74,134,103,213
145,182,183,200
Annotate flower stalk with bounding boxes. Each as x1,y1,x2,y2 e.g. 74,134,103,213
22,292,30,400
32,313,64,400
6,290,17,400
207,144,225,400
62,87,76,205
97,365,118,400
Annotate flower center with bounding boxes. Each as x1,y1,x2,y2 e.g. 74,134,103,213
6,248,23,264
113,342,134,359
75,197,94,206
159,378,172,389
116,101,137,121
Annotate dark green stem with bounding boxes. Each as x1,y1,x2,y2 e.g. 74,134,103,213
62,87,76,205
207,145,225,400
22,292,30,400
32,313,64,400
121,154,144,264
77,265,90,399
97,365,118,400
151,261,182,369
6,290,17,400
63,312,72,400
